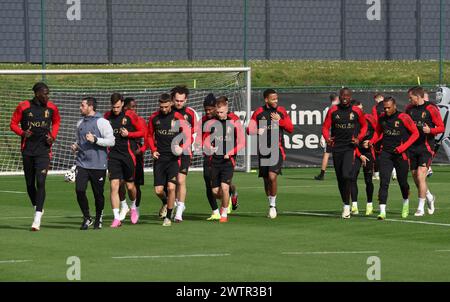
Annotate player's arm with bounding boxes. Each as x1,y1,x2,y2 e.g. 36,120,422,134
127,111,145,139
278,107,294,133
246,108,261,135
367,115,379,145
147,113,158,153
428,105,445,135
322,106,335,143
354,107,367,142
175,112,192,153
227,115,246,157
48,102,61,140
396,113,419,153
10,102,26,136
186,107,197,144
95,118,115,147
371,104,379,123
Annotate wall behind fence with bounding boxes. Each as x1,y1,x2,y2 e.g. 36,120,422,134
0,0,449,63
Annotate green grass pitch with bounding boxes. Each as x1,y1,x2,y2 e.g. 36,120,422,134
1,167,450,282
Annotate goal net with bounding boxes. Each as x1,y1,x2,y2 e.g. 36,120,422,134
0,68,251,175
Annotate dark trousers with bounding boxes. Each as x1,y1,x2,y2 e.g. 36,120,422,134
75,167,106,219
332,150,355,205
203,159,218,211
378,151,410,205
351,150,374,203
22,154,50,212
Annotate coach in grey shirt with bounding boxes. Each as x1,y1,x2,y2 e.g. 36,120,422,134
71,97,115,230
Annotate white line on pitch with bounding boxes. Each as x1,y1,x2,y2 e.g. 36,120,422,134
0,215,80,220
282,251,379,255
0,190,26,194
239,185,336,189
0,260,32,264
112,253,231,259
435,250,450,252
286,211,450,227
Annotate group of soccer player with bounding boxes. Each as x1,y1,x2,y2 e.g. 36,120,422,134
9,82,444,231
322,86,445,220
10,82,295,231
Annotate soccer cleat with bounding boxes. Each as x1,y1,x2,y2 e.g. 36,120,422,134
110,219,122,228
414,209,425,217
130,208,139,224
401,203,409,218
159,204,167,219
31,220,41,231
206,212,221,221
377,212,386,220
268,207,277,219
365,204,373,216
351,204,359,215
341,207,351,219
94,216,103,229
162,217,172,227
219,216,228,223
119,204,130,221
314,174,324,181
426,195,435,215
231,192,239,210
80,217,93,230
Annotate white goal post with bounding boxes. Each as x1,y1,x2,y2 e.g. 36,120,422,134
0,67,252,175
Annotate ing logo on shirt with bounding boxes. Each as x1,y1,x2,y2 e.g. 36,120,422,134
28,112,33,118
335,114,340,120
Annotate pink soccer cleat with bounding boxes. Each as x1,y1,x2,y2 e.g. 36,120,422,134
110,219,122,228
130,208,139,224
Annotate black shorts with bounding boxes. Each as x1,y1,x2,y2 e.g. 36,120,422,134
22,154,50,173
210,160,234,188
258,152,283,178
324,144,332,154
409,148,433,170
153,157,179,187
179,154,191,175
108,156,135,182
134,154,144,186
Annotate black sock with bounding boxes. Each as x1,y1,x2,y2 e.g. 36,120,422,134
162,197,168,205
166,208,173,219
320,169,325,176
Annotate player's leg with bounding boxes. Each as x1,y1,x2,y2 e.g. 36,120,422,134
341,150,355,218
315,150,330,180
377,151,394,220
229,182,239,210
267,172,278,219
120,157,137,222
175,155,190,222
22,155,37,208
422,152,436,214
394,153,411,218
363,151,375,215
203,160,219,220
108,157,123,227
31,155,49,231
332,151,349,218
163,159,179,225
219,162,233,222
75,166,92,230
118,181,129,220
153,158,169,219
350,157,362,215
89,169,106,229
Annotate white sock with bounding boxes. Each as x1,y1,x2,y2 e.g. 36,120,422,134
403,199,409,206
344,205,350,211
374,172,379,177
177,201,185,209
113,208,120,220
367,202,373,206
130,200,137,209
418,198,425,211
380,204,386,214
268,196,276,208
221,207,228,218
352,201,358,208
175,199,179,207
426,190,434,202
34,211,43,222
120,199,128,208
213,209,219,215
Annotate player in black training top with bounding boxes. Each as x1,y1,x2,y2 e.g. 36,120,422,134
10,82,61,231
322,87,367,219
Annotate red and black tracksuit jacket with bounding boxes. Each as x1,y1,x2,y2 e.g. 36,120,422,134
10,98,61,157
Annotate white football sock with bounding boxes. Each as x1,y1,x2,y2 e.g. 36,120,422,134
403,199,409,206
352,201,358,208
221,207,228,218
120,199,128,208
213,209,219,215
130,199,137,209
113,208,120,220
418,198,425,212
426,190,434,202
268,196,276,208
344,205,350,211
380,204,386,214
34,211,43,222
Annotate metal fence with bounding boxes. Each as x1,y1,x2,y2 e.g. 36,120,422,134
0,1,449,77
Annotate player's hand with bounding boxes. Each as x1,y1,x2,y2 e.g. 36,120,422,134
134,149,142,156
120,127,129,137
173,145,183,156
71,143,79,153
326,138,334,146
152,151,160,159
257,128,266,135
224,154,230,159
46,134,54,145
352,137,359,146
320,136,326,148
360,155,369,167
422,123,431,134
86,131,96,143
394,147,402,154
22,129,33,138
270,112,281,121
